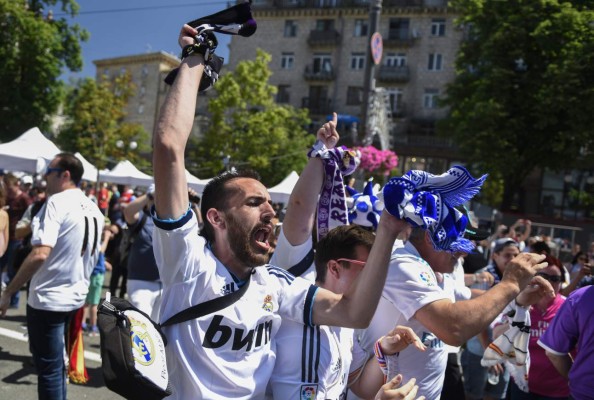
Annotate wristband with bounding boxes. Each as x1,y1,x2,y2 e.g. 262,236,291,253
181,43,207,60
374,338,388,378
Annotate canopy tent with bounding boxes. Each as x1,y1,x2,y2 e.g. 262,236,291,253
186,170,212,193
267,171,299,204
99,160,153,187
0,127,61,174
75,152,99,182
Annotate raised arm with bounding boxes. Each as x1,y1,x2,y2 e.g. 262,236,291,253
312,212,411,328
153,25,205,220
282,112,339,245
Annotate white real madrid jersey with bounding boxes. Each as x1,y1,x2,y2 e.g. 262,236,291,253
152,210,317,400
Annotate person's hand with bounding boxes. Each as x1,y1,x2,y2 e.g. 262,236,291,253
476,271,495,287
375,375,425,400
0,291,11,317
578,263,592,278
316,112,339,149
379,212,412,242
516,274,555,307
178,24,199,49
489,363,504,376
501,253,548,292
380,326,426,355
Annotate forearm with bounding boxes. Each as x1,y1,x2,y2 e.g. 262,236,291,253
349,356,384,399
153,55,204,220
546,352,572,379
282,158,324,245
123,195,148,225
420,282,520,346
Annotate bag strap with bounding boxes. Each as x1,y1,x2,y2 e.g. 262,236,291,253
287,247,315,277
160,269,253,327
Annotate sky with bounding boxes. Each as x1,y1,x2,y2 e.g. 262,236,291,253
60,0,232,81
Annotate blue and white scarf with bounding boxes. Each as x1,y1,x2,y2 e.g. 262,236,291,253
381,166,487,253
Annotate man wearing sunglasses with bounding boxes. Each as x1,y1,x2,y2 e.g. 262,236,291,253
0,153,104,399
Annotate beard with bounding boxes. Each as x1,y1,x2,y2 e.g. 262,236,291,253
226,213,270,268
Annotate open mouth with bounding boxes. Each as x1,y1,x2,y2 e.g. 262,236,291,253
253,226,272,252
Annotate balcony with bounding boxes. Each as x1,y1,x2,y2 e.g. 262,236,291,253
377,65,410,82
307,29,341,47
302,97,333,115
304,65,336,81
384,33,418,48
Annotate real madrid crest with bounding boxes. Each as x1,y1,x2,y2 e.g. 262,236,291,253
262,294,273,312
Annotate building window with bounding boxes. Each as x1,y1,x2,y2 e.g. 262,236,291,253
385,87,404,113
428,53,443,71
281,52,294,70
350,53,365,70
284,20,297,37
423,88,440,109
354,19,368,37
141,65,149,76
138,104,144,114
346,86,363,106
385,53,406,67
388,18,410,40
315,19,334,31
277,85,291,103
312,53,332,73
431,18,446,37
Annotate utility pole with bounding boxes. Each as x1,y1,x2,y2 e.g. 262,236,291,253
360,0,382,146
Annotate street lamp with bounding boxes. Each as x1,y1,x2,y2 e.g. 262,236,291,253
116,140,137,151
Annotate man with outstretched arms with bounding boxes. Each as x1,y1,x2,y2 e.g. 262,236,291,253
152,24,411,399
355,168,554,400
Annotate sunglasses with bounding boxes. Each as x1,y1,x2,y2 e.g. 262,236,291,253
336,258,366,268
536,272,563,283
45,167,64,176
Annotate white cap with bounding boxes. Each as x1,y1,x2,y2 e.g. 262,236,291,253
21,175,33,185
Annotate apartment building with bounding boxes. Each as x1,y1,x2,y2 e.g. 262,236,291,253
228,0,463,173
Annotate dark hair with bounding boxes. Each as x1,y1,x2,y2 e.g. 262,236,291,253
571,251,587,265
530,240,551,255
54,152,84,186
314,225,375,285
544,254,565,283
199,169,262,242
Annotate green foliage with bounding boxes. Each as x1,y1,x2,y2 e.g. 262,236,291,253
0,0,88,141
191,49,314,186
57,74,149,171
441,0,594,209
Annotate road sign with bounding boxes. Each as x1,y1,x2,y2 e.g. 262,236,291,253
371,32,383,65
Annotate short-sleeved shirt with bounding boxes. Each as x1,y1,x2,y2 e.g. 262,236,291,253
152,209,318,400
538,286,594,399
269,227,367,399
357,240,451,400
29,188,104,311
528,295,569,397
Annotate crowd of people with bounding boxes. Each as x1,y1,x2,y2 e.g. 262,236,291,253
0,22,593,400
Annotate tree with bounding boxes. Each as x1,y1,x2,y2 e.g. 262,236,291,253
0,0,88,141
190,49,314,186
57,74,150,171
441,0,594,211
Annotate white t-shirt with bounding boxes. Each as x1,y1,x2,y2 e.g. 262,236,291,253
441,260,471,355
269,227,367,399
152,210,317,400
29,188,104,311
357,240,452,400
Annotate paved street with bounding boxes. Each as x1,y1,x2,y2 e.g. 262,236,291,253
0,276,124,399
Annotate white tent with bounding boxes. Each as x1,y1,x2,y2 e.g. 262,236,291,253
75,152,99,182
99,160,153,186
0,127,61,173
186,170,212,193
267,171,299,204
